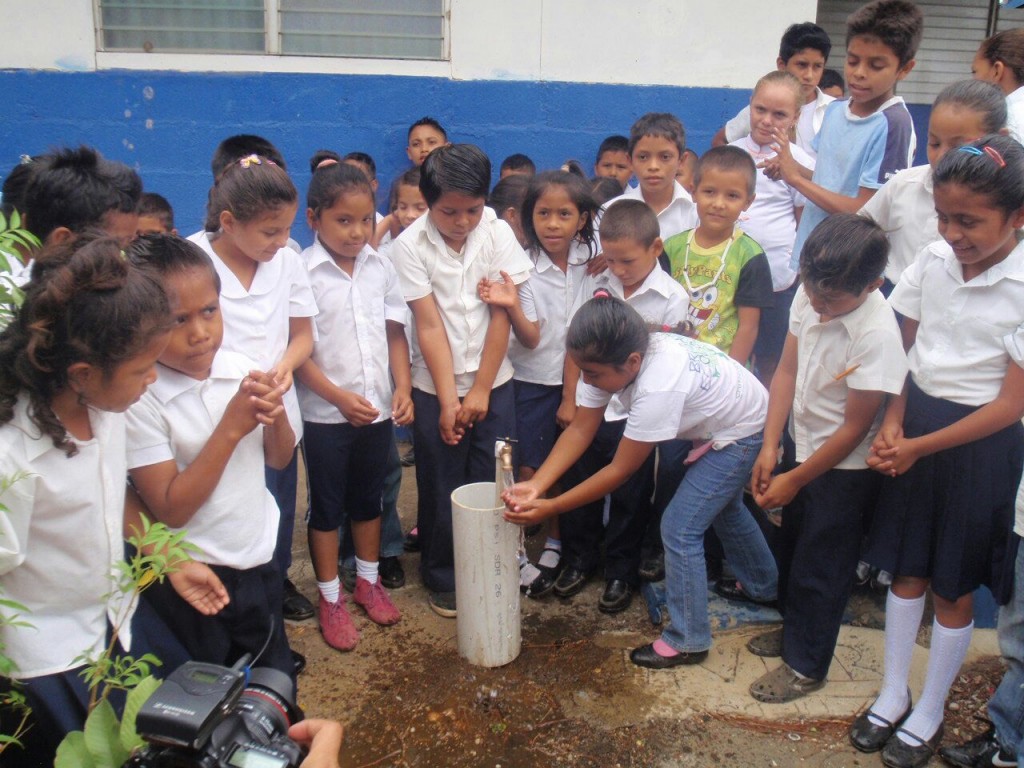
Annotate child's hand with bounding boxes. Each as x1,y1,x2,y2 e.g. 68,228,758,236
754,471,800,511
169,561,230,616
866,422,904,474
868,435,919,477
502,482,553,525
750,445,778,497
244,371,286,425
457,387,490,428
268,366,295,395
769,129,805,184
477,271,519,308
391,389,414,426
439,399,465,446
758,156,783,182
223,377,276,435
336,390,380,426
555,398,577,429
586,253,608,276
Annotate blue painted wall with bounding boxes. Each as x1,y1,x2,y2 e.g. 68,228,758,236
0,69,931,245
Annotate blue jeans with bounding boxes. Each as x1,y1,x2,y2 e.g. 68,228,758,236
990,535,1024,759
660,432,777,653
266,449,298,577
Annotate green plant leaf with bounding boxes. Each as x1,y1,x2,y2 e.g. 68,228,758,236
120,675,160,752
83,699,129,767
55,730,96,768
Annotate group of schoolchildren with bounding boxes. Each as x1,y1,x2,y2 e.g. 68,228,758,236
4,1,1024,766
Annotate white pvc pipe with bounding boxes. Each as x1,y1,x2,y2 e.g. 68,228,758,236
451,481,521,667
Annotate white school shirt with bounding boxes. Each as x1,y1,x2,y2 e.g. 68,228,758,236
890,239,1024,406
789,286,907,468
297,240,408,424
510,243,594,386
0,402,135,677
598,181,698,247
725,88,835,158
391,207,533,396
189,231,318,442
859,164,936,285
1007,86,1024,144
125,351,279,569
731,135,815,291
577,333,767,446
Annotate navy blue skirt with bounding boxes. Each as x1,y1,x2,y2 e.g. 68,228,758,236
864,381,1024,603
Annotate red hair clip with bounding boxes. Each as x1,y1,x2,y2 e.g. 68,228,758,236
983,145,1007,168
592,288,612,299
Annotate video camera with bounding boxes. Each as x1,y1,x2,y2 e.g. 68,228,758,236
125,658,304,768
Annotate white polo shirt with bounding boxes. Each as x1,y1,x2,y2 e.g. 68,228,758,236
731,135,815,291
298,240,408,424
788,285,907,467
859,164,935,285
0,401,135,677
725,88,835,158
598,181,698,247
126,351,279,570
189,231,318,442
890,239,1024,406
391,207,532,396
511,243,593,386
577,333,767,446
1007,86,1024,144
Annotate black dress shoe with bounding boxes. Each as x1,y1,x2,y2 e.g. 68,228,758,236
849,694,912,753
881,723,944,768
939,723,1016,767
598,579,633,613
291,650,307,676
713,579,778,608
282,579,315,621
638,552,666,582
402,528,420,552
553,565,592,598
629,642,708,669
379,556,406,589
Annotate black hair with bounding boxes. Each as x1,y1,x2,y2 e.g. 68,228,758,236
521,170,599,260
799,214,888,296
1,157,38,220
779,21,832,62
344,151,377,180
419,144,490,207
590,176,624,205
307,162,375,215
694,146,757,197
204,155,298,233
978,29,1024,88
500,153,536,176
595,135,629,164
933,134,1024,217
819,68,846,93
407,116,448,142
210,134,286,179
562,160,587,179
628,113,686,156
137,192,175,232
388,166,423,213
1,234,171,455
599,199,660,248
24,146,142,242
933,80,1007,134
308,149,341,174
127,233,221,294
567,295,649,367
488,174,530,216
846,0,924,67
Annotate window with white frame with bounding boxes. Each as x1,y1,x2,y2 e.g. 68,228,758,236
96,0,448,60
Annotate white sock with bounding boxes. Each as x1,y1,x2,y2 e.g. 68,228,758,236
318,577,341,604
539,538,562,569
869,591,925,726
356,556,378,585
898,619,973,744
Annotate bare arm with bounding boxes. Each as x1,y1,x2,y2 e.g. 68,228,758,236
274,316,315,393
751,332,798,496
557,355,581,428
457,304,512,427
387,319,414,425
408,294,462,445
729,306,760,365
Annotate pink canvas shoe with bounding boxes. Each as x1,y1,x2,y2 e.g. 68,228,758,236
319,594,359,651
353,578,401,625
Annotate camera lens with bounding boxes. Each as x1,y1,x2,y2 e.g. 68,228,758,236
233,668,302,744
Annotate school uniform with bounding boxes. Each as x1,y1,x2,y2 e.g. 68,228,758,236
391,208,532,594
599,180,698,245
725,88,836,158
859,164,936,286
776,286,908,680
865,240,1024,603
298,240,407,533
189,231,318,580
511,242,592,469
126,351,293,677
1007,85,1024,145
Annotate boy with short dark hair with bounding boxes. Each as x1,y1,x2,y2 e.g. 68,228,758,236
137,192,176,236
777,0,922,269
664,146,773,365
406,117,449,167
390,144,532,617
499,153,536,178
593,135,632,188
713,22,835,156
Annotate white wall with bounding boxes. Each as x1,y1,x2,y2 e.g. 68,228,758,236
0,0,817,89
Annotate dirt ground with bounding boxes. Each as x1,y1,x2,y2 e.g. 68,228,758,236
285,457,1006,768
